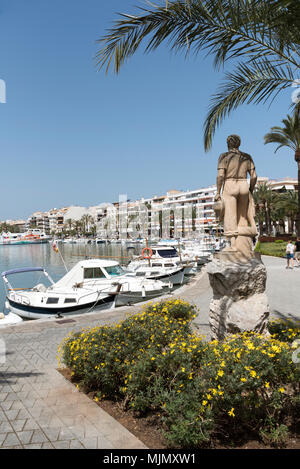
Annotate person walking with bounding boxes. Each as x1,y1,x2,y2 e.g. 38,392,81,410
286,240,295,269
295,237,300,267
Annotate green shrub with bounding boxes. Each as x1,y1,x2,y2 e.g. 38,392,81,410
59,301,300,448
255,241,287,258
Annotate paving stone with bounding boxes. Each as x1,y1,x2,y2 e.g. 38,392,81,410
30,429,49,444
24,443,43,449
15,408,32,420
10,419,26,432
1,432,21,447
69,439,84,449
52,440,71,449
4,409,19,421
41,442,55,449
0,432,8,446
23,419,40,431
16,430,34,445
0,420,13,433
41,427,60,442
1,400,14,411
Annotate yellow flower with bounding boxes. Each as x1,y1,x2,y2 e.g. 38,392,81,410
240,377,247,382
228,408,235,417
279,387,285,393
202,400,208,406
265,382,270,388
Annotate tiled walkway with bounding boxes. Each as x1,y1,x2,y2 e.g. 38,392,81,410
0,306,151,449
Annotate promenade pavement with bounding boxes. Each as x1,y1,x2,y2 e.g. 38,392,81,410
0,255,299,449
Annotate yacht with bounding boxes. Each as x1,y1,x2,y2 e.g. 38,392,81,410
2,259,166,319
0,229,51,245
126,259,185,285
131,245,195,277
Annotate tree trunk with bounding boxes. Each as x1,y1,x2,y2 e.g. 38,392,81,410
295,150,300,236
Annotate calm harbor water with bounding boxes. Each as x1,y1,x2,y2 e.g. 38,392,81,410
0,243,140,312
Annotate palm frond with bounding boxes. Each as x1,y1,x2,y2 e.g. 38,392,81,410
95,0,300,74
204,59,294,150
264,112,300,153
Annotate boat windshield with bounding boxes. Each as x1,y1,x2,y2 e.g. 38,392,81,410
157,249,178,258
105,265,125,277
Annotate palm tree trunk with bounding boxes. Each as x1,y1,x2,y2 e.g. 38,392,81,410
297,155,300,236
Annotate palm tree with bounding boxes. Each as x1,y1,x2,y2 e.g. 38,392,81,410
96,0,300,149
81,214,94,234
253,182,275,235
264,110,300,234
275,190,298,234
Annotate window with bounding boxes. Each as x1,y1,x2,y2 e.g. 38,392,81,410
105,265,125,276
83,268,106,279
157,249,178,258
46,297,59,304
64,298,76,304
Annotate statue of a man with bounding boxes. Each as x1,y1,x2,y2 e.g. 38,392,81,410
215,135,258,256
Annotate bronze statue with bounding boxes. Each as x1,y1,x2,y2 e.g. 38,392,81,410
214,135,258,259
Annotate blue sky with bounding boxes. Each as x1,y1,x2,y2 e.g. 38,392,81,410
0,0,297,220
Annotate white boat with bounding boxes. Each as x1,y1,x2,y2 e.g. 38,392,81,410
2,260,166,319
126,259,185,285
130,245,195,279
181,238,215,264
148,245,196,275
0,229,51,245
62,238,77,244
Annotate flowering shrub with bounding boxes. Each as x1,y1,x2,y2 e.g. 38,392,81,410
59,300,300,448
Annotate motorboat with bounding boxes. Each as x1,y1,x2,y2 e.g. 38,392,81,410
149,245,196,274
0,229,51,245
181,238,215,264
51,259,167,307
2,266,115,319
131,245,195,277
2,260,166,319
126,259,185,285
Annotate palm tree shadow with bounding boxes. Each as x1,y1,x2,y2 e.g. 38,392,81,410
271,310,300,325
0,371,44,385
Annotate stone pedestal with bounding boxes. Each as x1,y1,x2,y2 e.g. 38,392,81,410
207,256,270,340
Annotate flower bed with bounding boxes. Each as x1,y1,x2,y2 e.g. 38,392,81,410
58,300,300,448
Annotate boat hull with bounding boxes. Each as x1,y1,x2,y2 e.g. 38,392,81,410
7,296,115,320
148,269,184,285
114,288,166,307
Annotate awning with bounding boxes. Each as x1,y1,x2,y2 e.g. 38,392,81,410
1,267,45,277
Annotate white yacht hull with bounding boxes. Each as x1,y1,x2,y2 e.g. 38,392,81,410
6,296,115,320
